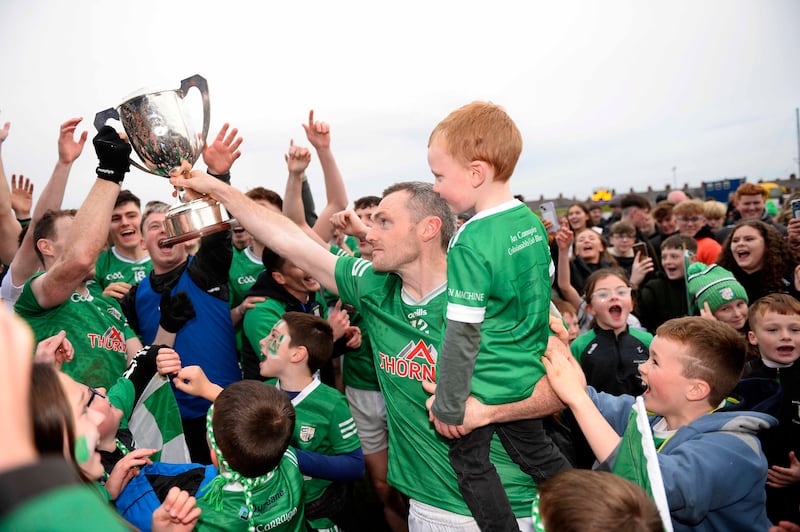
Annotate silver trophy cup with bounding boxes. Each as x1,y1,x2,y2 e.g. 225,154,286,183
94,74,231,247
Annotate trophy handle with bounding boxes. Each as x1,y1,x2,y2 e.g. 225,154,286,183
179,75,211,147
93,107,120,132
93,107,152,174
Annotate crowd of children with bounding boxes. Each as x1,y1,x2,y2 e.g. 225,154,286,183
1,97,799,532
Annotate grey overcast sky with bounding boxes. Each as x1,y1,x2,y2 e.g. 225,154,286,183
1,0,799,210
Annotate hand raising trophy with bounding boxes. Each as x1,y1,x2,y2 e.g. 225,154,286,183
95,74,232,247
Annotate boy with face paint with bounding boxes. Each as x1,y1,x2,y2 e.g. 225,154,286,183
258,312,364,531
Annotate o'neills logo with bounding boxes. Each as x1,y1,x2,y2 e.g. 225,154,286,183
379,340,438,382
87,326,126,352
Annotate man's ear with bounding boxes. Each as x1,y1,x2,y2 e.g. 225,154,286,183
418,215,443,244
686,379,711,402
271,271,285,286
36,238,53,259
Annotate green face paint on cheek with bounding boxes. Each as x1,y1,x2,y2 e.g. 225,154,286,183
74,435,91,464
267,334,285,359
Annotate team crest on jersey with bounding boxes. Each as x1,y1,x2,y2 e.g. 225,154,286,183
379,340,438,382
106,306,122,321
299,425,316,442
718,287,735,301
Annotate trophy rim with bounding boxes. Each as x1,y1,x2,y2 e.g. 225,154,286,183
158,220,232,248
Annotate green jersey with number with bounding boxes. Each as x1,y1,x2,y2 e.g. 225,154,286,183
443,200,551,405
283,378,360,529
15,272,136,388
92,247,152,290
334,256,536,517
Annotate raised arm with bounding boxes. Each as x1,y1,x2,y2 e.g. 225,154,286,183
282,140,332,248
542,330,621,462
555,225,584,311
30,127,128,308
302,110,348,242
10,118,87,287
0,123,23,264
170,170,339,294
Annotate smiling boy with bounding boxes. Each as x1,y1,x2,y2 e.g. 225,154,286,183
745,294,800,524
544,317,775,531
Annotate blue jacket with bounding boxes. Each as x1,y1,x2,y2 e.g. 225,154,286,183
589,387,776,532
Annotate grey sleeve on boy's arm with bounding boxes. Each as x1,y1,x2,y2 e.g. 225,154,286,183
430,319,482,426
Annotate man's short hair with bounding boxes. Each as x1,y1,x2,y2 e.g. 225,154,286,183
246,187,283,210
140,202,170,233
656,317,746,406
660,234,697,253
115,189,141,210
620,194,652,212
538,469,663,532
735,182,766,201
748,293,800,330
428,101,522,183
33,209,77,263
381,182,456,252
261,245,286,274
651,201,675,223
672,199,706,217
283,311,334,375
212,381,295,477
353,195,381,211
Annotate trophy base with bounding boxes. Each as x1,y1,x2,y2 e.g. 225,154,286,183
158,220,234,247
159,196,234,247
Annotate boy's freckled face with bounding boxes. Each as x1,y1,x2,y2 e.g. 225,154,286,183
258,320,292,378
638,336,693,417
428,137,475,214
748,311,800,365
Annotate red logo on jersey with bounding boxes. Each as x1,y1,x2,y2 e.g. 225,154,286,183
379,340,438,382
87,327,127,353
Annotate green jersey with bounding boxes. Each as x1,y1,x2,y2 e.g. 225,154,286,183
92,246,152,290
228,247,263,309
334,256,536,517
283,378,361,529
228,247,263,357
15,272,136,388
196,450,305,531
441,201,551,406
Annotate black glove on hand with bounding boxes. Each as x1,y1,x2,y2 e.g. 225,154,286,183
93,125,132,184
159,291,196,333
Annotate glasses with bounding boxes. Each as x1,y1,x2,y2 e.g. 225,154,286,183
590,287,632,302
86,387,106,408
677,216,702,223
610,234,634,241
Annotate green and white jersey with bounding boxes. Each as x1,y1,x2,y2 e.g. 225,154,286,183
196,450,305,532
92,247,152,290
15,272,136,389
334,256,536,517
282,378,360,529
443,200,551,405
229,247,264,358
228,247,263,309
